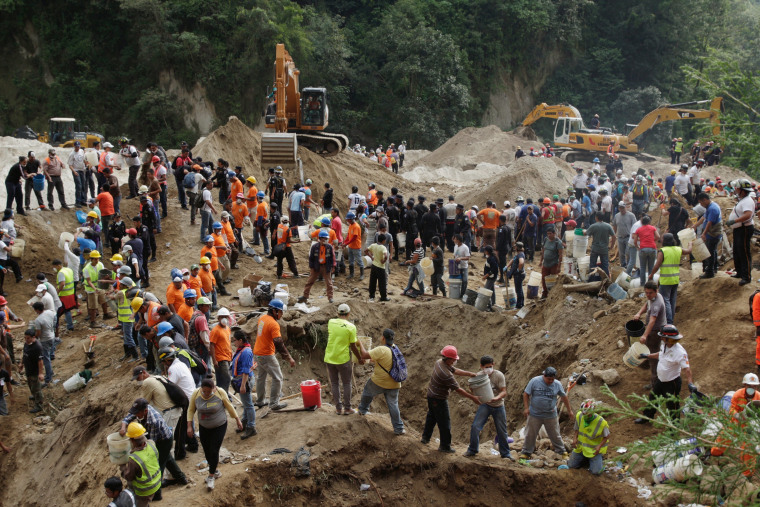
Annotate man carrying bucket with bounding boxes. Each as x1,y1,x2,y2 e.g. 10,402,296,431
463,356,513,460
633,280,668,388
324,304,362,415
635,325,697,424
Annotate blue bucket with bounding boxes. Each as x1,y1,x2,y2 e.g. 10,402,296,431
32,174,45,192
76,210,87,224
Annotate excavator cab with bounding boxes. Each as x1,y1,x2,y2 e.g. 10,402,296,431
554,117,583,145
301,87,328,127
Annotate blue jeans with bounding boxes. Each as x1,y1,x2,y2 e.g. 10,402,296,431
40,339,54,383
113,195,121,216
617,238,629,267
626,245,638,275
153,199,162,232
460,267,469,294
73,171,87,205
358,379,404,433
405,265,424,292
121,320,135,348
568,451,604,475
200,209,212,242
638,248,656,285
347,247,362,272
589,252,609,278
659,284,678,324
467,404,511,457
238,377,256,428
704,234,721,275
137,333,148,359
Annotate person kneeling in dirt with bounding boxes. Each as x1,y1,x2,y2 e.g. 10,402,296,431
568,399,609,475
421,345,480,453
519,367,573,460
463,356,513,460
356,329,406,435
104,476,136,507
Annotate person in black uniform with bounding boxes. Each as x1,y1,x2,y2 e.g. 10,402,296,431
402,201,418,261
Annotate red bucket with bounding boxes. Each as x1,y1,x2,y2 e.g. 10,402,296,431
300,380,322,408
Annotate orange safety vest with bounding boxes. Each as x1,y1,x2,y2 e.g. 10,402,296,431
98,151,108,172
277,224,290,247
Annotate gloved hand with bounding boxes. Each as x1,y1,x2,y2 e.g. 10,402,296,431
727,219,735,227
638,353,649,359
688,383,698,393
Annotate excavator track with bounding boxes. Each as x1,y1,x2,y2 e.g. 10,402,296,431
296,132,348,157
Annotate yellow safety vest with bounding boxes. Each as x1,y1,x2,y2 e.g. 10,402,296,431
83,262,104,293
659,246,682,286
117,289,134,323
128,440,162,497
574,412,609,458
58,267,75,296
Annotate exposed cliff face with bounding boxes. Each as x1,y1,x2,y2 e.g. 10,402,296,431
481,48,564,129
158,69,218,135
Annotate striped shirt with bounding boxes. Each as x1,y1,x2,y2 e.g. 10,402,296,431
121,405,173,441
410,247,425,265
426,359,459,399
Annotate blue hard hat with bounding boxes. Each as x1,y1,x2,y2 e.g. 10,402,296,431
321,217,331,226
170,268,182,279
156,322,173,336
256,191,265,198
204,235,213,242
318,230,329,238
183,289,197,299
346,212,356,219
588,184,596,190
593,157,600,163
227,171,236,178
268,299,284,310
212,221,222,229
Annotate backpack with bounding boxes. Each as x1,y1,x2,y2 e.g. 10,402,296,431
155,376,189,409
179,348,207,377
183,172,196,189
195,188,206,209
377,344,408,382
749,290,760,320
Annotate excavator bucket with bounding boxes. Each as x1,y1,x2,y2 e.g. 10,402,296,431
261,133,298,166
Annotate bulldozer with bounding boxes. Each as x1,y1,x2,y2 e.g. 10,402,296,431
261,44,348,166
33,117,104,148
520,98,723,161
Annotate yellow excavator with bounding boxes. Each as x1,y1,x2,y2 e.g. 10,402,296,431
521,98,723,159
261,44,348,165
37,118,104,148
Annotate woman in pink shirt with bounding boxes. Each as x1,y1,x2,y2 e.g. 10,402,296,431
632,215,661,285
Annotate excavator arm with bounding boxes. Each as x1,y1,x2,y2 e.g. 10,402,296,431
626,97,723,143
521,103,583,126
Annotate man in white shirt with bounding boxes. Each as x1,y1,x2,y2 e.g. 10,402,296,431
348,186,363,212
119,138,141,199
599,189,612,223
572,168,587,200
28,284,56,313
398,141,407,167
453,233,471,294
164,352,195,399
68,141,87,207
728,179,756,285
200,179,217,243
674,166,691,201
635,325,695,423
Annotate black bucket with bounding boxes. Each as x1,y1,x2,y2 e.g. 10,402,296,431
625,319,646,346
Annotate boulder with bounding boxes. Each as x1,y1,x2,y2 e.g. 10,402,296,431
593,368,621,386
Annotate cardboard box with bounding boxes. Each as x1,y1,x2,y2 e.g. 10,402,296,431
243,274,264,290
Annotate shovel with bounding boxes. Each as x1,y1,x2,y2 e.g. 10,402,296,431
241,237,263,263
83,335,97,368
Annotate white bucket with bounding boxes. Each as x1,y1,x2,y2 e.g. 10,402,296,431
622,342,650,368
58,232,75,250
275,283,289,294
297,225,310,242
652,454,703,484
420,257,434,276
448,278,462,299
363,255,373,268
352,336,372,363
677,229,696,249
527,271,542,287
506,287,517,309
107,432,131,464
237,287,253,307
615,271,631,290
468,373,494,403
10,238,24,258
273,291,289,306
396,233,406,249
577,255,590,282
477,287,493,297
607,283,627,300
63,372,87,393
564,230,575,257
691,238,710,261
474,293,491,311
563,257,575,276
692,262,703,272
573,234,588,258
545,275,558,289
652,438,702,466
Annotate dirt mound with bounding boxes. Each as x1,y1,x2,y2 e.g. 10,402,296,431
408,125,533,171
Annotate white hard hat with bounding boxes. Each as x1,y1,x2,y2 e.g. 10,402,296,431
337,303,350,315
217,308,231,318
503,200,510,207
743,373,760,386
102,142,114,148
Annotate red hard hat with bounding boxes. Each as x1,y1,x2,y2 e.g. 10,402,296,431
566,220,577,229
151,156,160,163
440,345,459,360
126,228,137,235
0,296,6,305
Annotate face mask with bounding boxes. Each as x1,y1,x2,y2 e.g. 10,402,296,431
220,317,229,326
483,367,493,375
747,388,756,397
183,275,189,281
136,380,143,386
115,220,122,225
237,199,243,205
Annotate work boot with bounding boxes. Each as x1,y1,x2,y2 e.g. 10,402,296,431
236,418,248,433
129,347,140,362
240,427,257,440
359,266,364,281
119,345,129,361
348,266,354,279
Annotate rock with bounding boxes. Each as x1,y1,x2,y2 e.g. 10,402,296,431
544,450,559,461
306,437,318,447
609,304,620,313
593,310,607,319
617,340,625,348
593,368,621,386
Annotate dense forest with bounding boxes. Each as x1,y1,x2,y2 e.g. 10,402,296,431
0,0,758,171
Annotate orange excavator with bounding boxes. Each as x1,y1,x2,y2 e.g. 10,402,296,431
261,44,348,165
520,98,723,159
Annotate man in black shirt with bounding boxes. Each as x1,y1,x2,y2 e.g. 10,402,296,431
19,329,44,413
321,183,333,211
420,204,442,252
385,199,400,260
414,196,428,232
5,156,26,215
23,151,44,210
482,245,499,309
430,237,446,297
496,215,513,282
403,201,419,261
267,203,282,258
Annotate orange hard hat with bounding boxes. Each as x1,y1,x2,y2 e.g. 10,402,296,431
543,198,551,204
440,345,459,360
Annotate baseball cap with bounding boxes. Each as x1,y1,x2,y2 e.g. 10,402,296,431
618,201,625,207
132,365,147,380
129,398,149,414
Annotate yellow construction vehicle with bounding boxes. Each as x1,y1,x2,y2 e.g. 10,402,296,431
521,98,723,159
261,44,348,165
36,117,104,148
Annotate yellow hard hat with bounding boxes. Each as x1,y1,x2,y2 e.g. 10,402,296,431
89,251,101,259
87,211,98,218
670,170,677,175
131,296,144,312
246,176,257,184
126,421,147,439
199,257,211,265
110,254,124,262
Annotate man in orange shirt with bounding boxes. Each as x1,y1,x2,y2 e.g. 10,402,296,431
97,184,116,248
177,289,196,323
275,216,299,279
212,222,231,277
254,191,270,255
220,212,239,270
201,236,229,296
209,308,233,392
253,300,295,410
197,258,217,310
477,201,500,252
229,174,244,205
244,177,258,211
710,373,760,476
343,212,363,280
367,183,378,213
165,275,187,314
